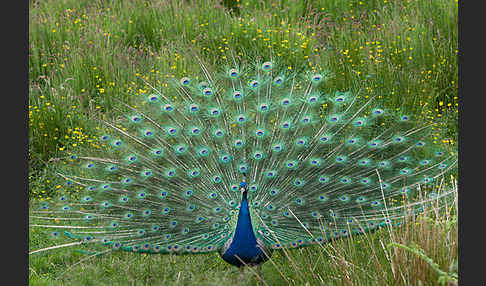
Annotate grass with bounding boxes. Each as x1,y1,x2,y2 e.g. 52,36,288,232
29,0,458,185
29,183,458,285
29,0,458,284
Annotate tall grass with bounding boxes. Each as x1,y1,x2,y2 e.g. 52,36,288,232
29,0,458,191
29,181,458,285
260,182,458,286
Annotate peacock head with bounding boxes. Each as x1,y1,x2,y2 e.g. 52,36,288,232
239,181,247,192
239,181,249,200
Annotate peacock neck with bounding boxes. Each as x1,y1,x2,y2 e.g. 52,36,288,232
220,188,265,267
232,190,257,246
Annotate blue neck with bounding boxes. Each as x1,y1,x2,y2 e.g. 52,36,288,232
231,191,257,249
221,190,266,267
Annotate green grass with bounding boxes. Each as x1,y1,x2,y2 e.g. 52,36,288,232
29,0,458,284
29,185,458,285
29,0,458,184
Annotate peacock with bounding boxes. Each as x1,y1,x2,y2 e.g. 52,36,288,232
29,58,457,272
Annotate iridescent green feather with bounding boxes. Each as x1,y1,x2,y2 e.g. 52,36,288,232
30,59,456,256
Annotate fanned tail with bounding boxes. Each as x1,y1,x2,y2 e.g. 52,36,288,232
30,59,457,256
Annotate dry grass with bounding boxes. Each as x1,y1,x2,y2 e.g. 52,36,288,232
256,179,458,286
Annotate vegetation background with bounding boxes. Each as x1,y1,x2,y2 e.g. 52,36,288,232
29,0,458,285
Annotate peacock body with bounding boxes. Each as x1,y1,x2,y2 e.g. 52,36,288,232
30,59,456,268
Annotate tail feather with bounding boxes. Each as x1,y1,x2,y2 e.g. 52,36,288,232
30,60,456,255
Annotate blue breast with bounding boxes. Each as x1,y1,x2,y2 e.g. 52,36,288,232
221,191,267,267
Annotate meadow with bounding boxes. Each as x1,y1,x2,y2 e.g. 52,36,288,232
29,0,458,285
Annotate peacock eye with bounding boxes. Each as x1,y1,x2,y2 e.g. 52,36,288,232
233,91,242,99
203,88,213,96
229,68,238,78
312,74,322,82
262,61,272,70
180,77,190,85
